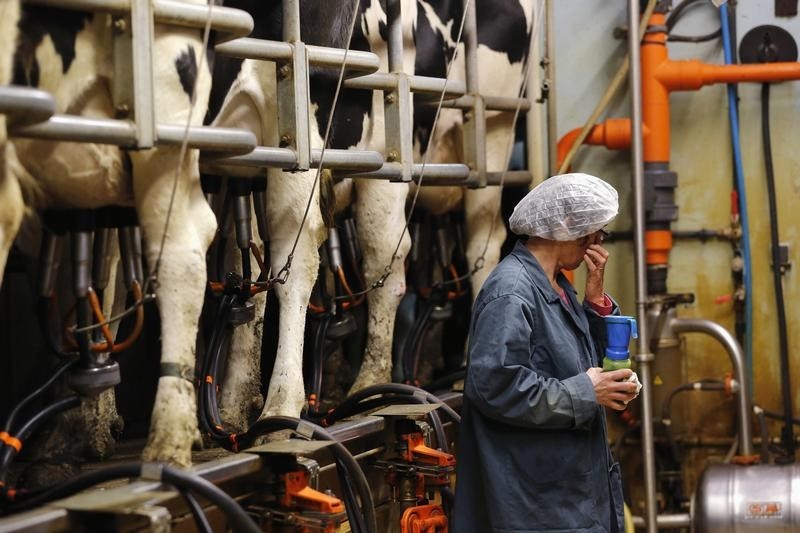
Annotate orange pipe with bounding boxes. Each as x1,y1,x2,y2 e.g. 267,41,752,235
556,118,650,170
559,11,800,274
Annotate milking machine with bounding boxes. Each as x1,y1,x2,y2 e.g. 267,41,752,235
396,214,470,387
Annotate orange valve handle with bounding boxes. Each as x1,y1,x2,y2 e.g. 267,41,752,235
281,470,345,514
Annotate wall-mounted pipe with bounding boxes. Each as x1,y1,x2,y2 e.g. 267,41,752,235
668,317,754,457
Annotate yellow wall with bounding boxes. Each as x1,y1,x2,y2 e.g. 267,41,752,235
553,0,800,512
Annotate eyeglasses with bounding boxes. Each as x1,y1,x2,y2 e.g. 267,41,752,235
597,228,609,242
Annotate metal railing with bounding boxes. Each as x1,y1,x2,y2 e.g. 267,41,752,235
3,0,533,187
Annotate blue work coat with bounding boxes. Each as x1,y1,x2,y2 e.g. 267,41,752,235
452,240,624,532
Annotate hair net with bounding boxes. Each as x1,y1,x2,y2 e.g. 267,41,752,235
508,172,618,241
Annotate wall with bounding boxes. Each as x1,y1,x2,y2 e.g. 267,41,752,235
552,0,800,516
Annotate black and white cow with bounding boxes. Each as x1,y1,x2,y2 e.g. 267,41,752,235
210,0,534,426
0,0,21,280
5,0,217,468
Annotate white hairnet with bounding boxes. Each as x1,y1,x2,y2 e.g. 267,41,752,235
509,173,618,241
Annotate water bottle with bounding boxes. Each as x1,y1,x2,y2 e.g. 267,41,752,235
602,315,638,371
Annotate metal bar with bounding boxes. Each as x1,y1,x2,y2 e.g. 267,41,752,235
131,0,155,148
386,0,404,73
282,41,311,170
344,73,466,99
282,0,301,42
486,170,531,186
669,318,754,456
0,86,56,127
215,39,380,75
318,447,386,473
544,0,557,175
627,0,656,531
461,0,486,188
10,115,256,154
435,95,531,112
157,124,256,154
24,0,254,42
348,162,470,182
526,14,546,187
204,146,385,172
632,513,691,530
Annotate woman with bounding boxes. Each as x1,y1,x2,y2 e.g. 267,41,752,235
453,173,640,532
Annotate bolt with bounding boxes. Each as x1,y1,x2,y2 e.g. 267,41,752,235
385,93,396,105
278,64,291,79
114,104,130,118
386,150,399,162
113,18,127,34
463,111,472,122
280,133,293,147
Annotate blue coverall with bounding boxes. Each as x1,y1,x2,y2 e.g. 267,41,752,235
452,240,625,532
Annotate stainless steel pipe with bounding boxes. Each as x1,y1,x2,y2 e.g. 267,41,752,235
669,318,754,456
627,0,657,531
632,513,691,530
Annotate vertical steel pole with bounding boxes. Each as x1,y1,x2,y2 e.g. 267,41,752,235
384,0,413,181
544,0,557,176
628,0,657,531
461,0,486,187
278,0,310,170
131,0,155,148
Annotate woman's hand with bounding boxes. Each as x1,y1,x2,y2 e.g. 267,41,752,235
584,243,609,305
586,368,639,410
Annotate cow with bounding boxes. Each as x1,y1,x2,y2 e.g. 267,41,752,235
210,0,534,427
0,0,21,281
4,0,218,469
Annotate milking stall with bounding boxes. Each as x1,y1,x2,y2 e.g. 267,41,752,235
1,0,799,531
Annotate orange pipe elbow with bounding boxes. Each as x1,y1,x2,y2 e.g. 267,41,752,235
556,119,650,170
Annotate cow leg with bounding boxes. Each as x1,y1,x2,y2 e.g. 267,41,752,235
135,148,215,466
259,170,325,418
218,220,266,431
0,0,21,287
350,180,410,391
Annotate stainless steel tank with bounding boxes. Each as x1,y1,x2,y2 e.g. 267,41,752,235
693,464,800,532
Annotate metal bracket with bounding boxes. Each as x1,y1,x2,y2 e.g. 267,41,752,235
56,489,173,533
277,43,311,171
112,0,156,149
371,403,442,417
384,74,414,182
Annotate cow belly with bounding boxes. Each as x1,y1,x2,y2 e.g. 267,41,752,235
15,138,130,208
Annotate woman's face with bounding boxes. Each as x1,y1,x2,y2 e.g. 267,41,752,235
559,229,607,270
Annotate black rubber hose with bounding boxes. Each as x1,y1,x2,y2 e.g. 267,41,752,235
328,384,460,426
4,462,261,533
668,29,721,43
761,82,795,461
321,392,449,453
178,487,213,533
660,380,724,462
763,409,800,426
424,368,466,393
0,395,81,482
238,416,376,533
402,302,434,382
3,356,77,433
666,0,704,31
